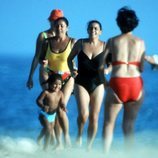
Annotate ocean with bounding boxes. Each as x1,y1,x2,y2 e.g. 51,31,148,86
0,54,158,158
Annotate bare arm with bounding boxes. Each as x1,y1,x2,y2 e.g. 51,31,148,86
68,39,81,76
139,40,146,72
26,33,45,89
36,91,47,109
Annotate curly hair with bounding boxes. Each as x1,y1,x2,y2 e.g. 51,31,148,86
116,6,139,33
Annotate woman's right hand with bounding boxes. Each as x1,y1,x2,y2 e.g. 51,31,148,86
42,59,48,67
26,78,33,89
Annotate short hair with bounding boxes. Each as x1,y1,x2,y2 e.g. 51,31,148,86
42,74,62,85
116,6,139,33
54,17,69,27
48,74,62,84
87,20,102,31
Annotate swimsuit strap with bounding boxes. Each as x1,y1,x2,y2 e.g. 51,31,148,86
112,61,140,67
42,32,48,39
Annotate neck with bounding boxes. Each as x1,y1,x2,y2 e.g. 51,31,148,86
55,35,68,41
89,37,99,45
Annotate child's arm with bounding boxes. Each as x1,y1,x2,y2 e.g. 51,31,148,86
36,91,49,112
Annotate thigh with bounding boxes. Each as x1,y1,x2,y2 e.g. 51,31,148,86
62,77,74,105
104,88,123,122
39,114,50,128
74,84,90,116
89,84,105,115
123,90,144,122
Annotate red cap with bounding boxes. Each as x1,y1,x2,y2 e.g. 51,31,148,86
48,9,64,21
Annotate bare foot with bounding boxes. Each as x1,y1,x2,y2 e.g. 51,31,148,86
76,136,82,147
53,144,64,151
65,135,71,148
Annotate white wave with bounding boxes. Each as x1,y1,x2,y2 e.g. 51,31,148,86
0,133,157,158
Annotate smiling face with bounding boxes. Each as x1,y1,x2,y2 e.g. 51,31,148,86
87,22,102,38
49,79,62,92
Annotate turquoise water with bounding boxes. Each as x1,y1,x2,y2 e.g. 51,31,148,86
0,54,158,157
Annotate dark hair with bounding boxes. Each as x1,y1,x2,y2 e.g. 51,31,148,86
42,74,62,85
116,6,139,33
54,17,69,27
87,20,102,31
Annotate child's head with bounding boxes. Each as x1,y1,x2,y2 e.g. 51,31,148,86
47,74,62,91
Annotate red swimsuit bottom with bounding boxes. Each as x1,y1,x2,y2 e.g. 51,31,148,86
109,77,143,103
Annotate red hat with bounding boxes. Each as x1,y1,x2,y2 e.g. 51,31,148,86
48,9,64,21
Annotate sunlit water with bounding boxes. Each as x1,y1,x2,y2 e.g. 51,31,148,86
0,54,158,158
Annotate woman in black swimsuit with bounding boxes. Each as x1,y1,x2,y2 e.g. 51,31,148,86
68,20,107,150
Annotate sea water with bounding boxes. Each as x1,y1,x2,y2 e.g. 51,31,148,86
0,53,158,158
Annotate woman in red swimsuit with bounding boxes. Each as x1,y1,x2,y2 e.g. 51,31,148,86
102,7,145,153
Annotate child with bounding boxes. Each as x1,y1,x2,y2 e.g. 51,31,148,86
36,74,66,150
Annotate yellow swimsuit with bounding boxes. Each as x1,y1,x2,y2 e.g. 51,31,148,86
45,39,72,81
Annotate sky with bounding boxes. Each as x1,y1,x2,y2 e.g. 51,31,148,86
0,0,158,56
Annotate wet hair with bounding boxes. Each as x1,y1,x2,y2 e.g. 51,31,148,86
87,20,102,31
116,6,139,33
54,17,69,27
42,74,62,85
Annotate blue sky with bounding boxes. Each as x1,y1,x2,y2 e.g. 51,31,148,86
0,0,158,56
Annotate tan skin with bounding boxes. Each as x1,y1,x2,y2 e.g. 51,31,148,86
26,21,56,90
36,79,66,150
102,32,145,153
68,22,107,150
45,18,76,149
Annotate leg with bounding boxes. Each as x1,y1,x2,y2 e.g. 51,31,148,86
102,88,122,153
54,116,63,149
39,114,51,150
75,84,90,147
55,77,74,148
50,122,56,146
87,84,104,150
56,108,71,148
122,91,144,148
37,128,45,145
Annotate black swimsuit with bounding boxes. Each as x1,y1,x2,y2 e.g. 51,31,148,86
75,50,105,94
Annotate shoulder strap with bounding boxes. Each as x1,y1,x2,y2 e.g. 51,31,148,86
103,41,106,51
42,32,48,39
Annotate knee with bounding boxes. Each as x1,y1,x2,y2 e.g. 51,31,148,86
78,112,89,124
89,114,99,125
122,121,134,135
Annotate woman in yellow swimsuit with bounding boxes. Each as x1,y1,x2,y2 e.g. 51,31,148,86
43,17,76,149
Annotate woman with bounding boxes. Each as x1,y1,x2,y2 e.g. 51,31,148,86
102,7,145,153
43,17,76,149
26,9,64,90
68,20,107,150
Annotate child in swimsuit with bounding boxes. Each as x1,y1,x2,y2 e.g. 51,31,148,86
36,74,66,150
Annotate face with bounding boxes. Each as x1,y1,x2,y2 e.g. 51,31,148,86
87,23,102,38
49,79,62,92
55,20,68,35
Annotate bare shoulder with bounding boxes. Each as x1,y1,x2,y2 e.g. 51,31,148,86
37,32,46,42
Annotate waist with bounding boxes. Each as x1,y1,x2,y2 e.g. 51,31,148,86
46,68,71,80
